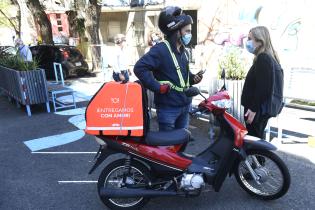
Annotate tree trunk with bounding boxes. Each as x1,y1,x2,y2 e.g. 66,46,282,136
84,0,101,71
26,0,53,44
66,10,77,38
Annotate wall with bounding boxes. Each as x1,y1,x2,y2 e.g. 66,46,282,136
99,0,315,78
47,13,70,44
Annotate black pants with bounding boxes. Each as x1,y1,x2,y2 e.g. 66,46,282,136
113,70,129,82
244,109,271,139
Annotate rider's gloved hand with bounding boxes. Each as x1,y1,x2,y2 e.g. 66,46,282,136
159,84,171,94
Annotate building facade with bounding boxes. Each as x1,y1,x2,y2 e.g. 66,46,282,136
99,0,250,65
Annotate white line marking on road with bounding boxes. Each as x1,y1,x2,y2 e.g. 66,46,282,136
68,114,86,129
58,181,97,184
32,152,97,154
57,93,91,103
24,130,85,152
54,107,86,116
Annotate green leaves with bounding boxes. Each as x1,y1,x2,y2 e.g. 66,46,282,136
0,55,38,71
218,46,249,80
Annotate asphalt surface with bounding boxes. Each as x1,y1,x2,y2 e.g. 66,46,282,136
1,92,315,210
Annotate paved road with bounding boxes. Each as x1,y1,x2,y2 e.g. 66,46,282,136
0,94,315,210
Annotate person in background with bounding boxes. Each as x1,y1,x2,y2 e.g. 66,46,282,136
241,26,283,139
112,34,131,82
134,6,203,131
149,31,162,47
15,38,32,62
144,31,163,54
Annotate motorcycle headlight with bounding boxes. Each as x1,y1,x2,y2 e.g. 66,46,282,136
211,99,232,109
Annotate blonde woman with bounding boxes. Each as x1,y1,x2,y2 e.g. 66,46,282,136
241,26,284,138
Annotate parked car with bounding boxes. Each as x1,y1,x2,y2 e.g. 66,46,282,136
30,45,89,79
0,46,16,57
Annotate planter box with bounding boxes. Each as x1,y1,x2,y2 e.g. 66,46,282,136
224,80,245,123
0,65,50,116
209,79,245,123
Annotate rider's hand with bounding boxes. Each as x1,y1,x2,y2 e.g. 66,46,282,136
159,84,171,94
193,72,203,84
245,109,256,124
119,73,125,81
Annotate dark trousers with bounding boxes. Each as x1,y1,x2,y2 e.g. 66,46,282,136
244,109,271,139
113,70,129,82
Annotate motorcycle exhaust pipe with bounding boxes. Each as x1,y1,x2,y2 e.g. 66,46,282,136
100,188,177,198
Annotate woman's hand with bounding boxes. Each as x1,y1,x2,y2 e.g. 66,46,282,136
245,109,256,124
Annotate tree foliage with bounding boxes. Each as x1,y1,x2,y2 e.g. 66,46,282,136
218,46,249,80
0,0,20,35
0,55,38,71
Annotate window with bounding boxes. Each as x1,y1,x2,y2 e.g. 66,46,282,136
57,20,62,25
108,21,121,40
58,27,63,32
56,14,61,19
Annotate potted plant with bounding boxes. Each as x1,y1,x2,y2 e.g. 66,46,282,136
218,46,251,122
0,55,50,116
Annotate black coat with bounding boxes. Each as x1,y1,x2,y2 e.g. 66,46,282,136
241,53,280,113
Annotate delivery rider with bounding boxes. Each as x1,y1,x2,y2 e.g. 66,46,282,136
134,6,203,131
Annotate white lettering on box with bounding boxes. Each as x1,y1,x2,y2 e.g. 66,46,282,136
100,113,112,118
96,107,134,113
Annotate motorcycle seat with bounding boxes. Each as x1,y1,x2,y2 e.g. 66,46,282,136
145,129,191,146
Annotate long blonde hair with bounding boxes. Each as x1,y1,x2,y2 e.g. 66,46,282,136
250,26,280,64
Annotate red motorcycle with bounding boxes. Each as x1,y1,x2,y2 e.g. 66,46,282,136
88,85,290,210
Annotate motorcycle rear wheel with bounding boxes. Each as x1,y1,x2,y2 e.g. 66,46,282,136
98,159,152,210
234,150,290,200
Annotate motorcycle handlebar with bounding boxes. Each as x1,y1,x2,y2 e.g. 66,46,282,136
189,107,204,115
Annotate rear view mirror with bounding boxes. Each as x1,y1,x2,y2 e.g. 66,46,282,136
220,68,226,91
221,68,226,79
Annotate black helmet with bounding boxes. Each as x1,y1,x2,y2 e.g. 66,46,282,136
158,6,193,35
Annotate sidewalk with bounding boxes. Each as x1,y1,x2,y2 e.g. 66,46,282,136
268,107,315,164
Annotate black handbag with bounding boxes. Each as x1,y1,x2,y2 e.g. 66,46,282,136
262,62,284,117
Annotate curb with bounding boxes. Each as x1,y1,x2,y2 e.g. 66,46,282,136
285,103,315,112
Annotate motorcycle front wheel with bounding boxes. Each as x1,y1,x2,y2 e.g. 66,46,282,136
234,149,290,200
97,159,152,210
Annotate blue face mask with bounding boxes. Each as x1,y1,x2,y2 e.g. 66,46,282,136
181,33,192,46
246,40,255,54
